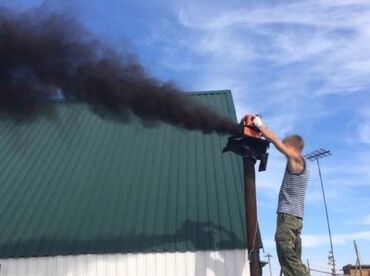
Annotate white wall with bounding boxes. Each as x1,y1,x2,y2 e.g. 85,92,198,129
0,250,250,276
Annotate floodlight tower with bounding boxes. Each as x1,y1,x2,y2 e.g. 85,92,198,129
354,240,363,276
265,253,273,276
305,149,336,276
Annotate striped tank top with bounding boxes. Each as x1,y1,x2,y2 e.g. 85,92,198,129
277,157,310,218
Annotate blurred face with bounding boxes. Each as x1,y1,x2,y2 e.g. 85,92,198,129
283,136,302,152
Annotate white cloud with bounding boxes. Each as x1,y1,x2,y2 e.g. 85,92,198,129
158,0,370,150
359,116,370,144
178,2,357,30
263,231,370,249
319,0,370,6
303,231,370,248
178,1,370,31
194,30,254,63
176,0,370,98
363,214,370,225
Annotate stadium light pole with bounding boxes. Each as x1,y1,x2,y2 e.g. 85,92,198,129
265,253,273,276
305,149,336,276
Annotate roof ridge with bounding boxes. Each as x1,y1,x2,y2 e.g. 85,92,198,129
189,90,231,95
41,90,233,104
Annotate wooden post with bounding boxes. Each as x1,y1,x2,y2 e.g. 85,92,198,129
243,157,261,276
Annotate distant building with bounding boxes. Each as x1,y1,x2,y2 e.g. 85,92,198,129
343,264,370,276
0,90,257,276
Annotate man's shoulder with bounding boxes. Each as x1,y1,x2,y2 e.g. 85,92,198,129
286,155,305,174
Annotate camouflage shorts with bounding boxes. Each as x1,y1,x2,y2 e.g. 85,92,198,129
275,213,310,276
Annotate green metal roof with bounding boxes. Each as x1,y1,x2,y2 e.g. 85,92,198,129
0,90,247,258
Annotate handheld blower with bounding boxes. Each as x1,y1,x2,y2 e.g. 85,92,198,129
223,114,270,171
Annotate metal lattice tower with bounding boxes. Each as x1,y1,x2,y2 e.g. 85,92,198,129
305,149,336,276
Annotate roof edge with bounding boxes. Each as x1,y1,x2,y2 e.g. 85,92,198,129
189,89,232,95
42,90,234,104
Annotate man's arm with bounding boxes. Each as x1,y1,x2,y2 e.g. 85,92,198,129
253,117,299,159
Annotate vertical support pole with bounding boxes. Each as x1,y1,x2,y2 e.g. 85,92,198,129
316,158,336,276
243,157,261,276
267,254,273,276
354,240,363,276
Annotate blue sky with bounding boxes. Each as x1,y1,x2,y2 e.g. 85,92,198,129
2,0,370,275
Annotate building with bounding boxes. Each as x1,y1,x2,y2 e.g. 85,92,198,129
0,90,257,276
343,264,370,276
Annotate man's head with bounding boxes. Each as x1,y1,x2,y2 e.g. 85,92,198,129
283,134,304,153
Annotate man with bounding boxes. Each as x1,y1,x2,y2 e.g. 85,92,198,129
253,116,310,276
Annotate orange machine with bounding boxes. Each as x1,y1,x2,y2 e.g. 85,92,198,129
241,114,263,139
223,114,269,171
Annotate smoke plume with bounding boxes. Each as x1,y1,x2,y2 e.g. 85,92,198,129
0,8,242,135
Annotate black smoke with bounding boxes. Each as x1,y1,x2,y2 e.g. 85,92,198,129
0,8,242,135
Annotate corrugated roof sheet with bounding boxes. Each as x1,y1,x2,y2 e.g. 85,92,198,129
0,90,246,258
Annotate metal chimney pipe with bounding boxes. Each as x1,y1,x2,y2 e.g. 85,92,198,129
243,157,262,276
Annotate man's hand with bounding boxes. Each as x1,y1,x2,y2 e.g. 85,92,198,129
252,116,265,129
